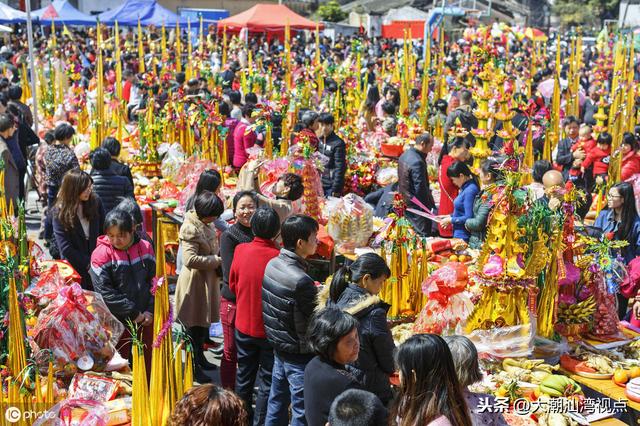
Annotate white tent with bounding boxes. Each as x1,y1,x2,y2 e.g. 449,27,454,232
0,2,27,23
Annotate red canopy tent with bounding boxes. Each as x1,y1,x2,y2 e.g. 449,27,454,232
217,4,323,36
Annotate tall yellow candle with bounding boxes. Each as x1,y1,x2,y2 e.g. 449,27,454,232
176,20,182,73
198,16,204,57
137,19,145,73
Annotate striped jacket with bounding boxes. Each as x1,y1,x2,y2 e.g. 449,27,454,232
90,234,156,323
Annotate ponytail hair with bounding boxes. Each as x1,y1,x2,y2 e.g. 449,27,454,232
447,160,479,187
329,253,391,302
438,136,470,165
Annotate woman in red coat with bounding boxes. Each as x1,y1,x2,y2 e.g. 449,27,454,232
438,137,471,237
621,132,640,181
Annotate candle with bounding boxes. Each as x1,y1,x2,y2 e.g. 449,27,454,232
138,19,145,73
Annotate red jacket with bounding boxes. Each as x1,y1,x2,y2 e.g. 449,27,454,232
622,151,640,181
571,138,596,152
123,81,132,103
581,145,611,176
224,117,239,165
229,237,280,338
438,154,458,237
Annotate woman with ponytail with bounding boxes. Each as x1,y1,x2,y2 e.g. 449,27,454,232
438,137,471,237
316,253,395,405
440,161,480,242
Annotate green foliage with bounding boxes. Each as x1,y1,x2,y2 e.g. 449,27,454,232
318,0,347,23
553,0,620,27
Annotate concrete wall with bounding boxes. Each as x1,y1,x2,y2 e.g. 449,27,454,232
78,0,121,14
348,11,381,37
620,1,640,28
157,0,278,16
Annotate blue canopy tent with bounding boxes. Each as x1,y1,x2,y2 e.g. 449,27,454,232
0,2,26,24
33,0,96,26
98,0,188,27
423,6,465,57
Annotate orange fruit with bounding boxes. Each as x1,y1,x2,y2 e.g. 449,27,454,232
449,255,458,262
614,369,630,385
630,366,640,379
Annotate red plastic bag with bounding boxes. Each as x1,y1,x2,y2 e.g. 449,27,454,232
413,263,473,335
159,180,180,199
25,263,66,311
31,284,124,376
33,399,109,426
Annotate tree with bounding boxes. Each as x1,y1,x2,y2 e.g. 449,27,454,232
553,0,620,27
318,0,347,23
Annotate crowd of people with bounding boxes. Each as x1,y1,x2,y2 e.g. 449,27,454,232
1,17,640,426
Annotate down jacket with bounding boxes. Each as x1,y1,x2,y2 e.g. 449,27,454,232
318,284,396,405
90,168,134,213
319,131,347,196
262,249,318,355
398,147,436,236
465,190,492,249
89,234,155,323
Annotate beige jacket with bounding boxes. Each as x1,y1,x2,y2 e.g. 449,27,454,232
174,211,221,328
0,137,19,210
237,164,294,224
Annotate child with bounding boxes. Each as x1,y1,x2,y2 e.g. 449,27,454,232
90,209,156,372
582,132,612,184
574,124,597,152
569,125,596,179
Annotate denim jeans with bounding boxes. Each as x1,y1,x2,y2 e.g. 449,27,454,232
235,330,274,426
265,353,310,426
44,185,58,241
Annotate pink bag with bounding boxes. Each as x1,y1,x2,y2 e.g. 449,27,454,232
626,174,640,214
621,257,640,299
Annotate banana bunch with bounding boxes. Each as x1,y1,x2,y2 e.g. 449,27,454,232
557,296,596,324
585,354,615,374
538,375,582,397
502,358,558,372
502,358,558,384
620,340,640,360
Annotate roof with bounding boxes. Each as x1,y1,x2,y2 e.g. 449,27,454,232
0,2,26,23
342,0,417,15
98,0,188,27
384,6,429,22
33,0,96,25
216,4,322,32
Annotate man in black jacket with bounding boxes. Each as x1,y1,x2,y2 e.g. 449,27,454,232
318,113,347,197
444,89,478,145
262,214,319,426
7,85,33,128
101,137,134,187
397,133,436,236
89,148,134,214
554,116,583,181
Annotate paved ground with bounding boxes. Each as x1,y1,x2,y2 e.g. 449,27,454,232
25,189,223,384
